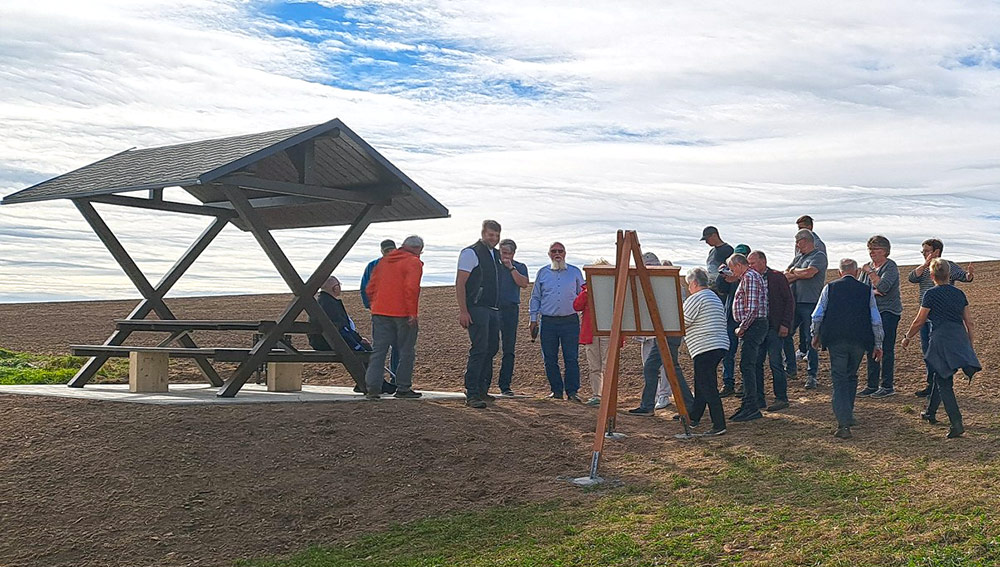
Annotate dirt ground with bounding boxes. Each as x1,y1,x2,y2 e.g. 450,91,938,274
0,261,997,566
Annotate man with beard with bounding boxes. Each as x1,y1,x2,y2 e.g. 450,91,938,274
456,220,504,409
529,242,586,401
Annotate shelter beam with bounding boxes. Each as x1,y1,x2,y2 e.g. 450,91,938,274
217,175,391,205
88,194,238,218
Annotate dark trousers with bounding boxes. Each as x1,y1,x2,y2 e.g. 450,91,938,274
464,305,500,399
689,348,727,430
737,318,768,411
371,316,400,382
828,342,864,427
781,330,797,375
540,314,580,396
920,322,933,387
785,302,819,378
925,370,963,427
640,340,694,412
755,327,788,407
365,315,418,393
866,311,899,390
498,303,519,393
721,315,739,388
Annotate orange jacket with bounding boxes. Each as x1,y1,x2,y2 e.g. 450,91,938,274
366,249,423,318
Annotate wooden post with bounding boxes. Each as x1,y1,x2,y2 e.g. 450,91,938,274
129,352,169,393
266,363,304,392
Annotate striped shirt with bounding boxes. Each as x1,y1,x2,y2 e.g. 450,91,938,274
733,267,768,330
683,289,730,357
908,261,970,303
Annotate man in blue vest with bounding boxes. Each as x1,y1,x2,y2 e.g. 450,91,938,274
456,220,503,409
811,258,884,439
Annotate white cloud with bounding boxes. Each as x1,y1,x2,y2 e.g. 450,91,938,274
1,0,999,302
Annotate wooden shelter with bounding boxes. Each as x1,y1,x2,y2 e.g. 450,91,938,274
1,119,449,397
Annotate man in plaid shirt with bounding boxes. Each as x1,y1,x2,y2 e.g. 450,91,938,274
728,253,769,422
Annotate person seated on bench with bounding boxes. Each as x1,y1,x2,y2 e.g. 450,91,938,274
308,277,395,394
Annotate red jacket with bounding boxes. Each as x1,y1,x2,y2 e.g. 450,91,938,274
366,249,423,318
573,285,595,344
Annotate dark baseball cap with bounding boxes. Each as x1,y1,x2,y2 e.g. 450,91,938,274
380,239,396,252
700,226,719,241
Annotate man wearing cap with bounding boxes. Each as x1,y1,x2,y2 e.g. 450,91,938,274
785,229,829,389
456,220,504,409
701,227,737,396
497,238,529,397
360,239,399,382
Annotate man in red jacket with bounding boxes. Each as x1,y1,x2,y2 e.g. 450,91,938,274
364,235,425,399
748,250,794,411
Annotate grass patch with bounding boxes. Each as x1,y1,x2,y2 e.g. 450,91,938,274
0,347,126,385
240,455,1000,567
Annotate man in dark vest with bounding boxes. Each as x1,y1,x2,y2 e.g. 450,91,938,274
456,219,503,409
811,258,884,439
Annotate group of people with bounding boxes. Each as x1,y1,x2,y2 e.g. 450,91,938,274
318,216,981,440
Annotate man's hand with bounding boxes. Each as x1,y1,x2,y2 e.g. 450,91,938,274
967,263,975,280
458,310,472,329
778,325,789,338
529,321,539,336
873,348,883,362
502,257,513,269
811,336,821,350
784,269,797,282
408,315,418,327
735,326,745,338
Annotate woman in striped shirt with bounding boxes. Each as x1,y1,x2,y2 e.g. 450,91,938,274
682,268,731,435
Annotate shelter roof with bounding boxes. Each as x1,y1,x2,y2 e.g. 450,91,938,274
2,119,449,230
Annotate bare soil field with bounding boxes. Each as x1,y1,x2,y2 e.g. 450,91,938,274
1,261,998,566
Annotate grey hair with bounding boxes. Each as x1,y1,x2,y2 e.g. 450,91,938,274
686,267,710,288
839,258,858,272
642,251,660,266
795,229,814,242
728,253,749,266
498,238,516,252
661,260,673,266
402,235,424,249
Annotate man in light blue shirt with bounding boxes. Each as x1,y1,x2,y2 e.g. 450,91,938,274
529,242,585,401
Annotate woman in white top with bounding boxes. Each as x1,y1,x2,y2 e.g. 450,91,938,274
683,268,731,435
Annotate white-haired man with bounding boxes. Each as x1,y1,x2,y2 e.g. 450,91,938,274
529,242,585,401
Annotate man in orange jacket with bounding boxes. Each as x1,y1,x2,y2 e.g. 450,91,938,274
364,235,425,399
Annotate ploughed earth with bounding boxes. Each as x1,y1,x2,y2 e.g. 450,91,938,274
1,261,998,566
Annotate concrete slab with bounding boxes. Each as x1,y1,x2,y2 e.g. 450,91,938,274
0,383,467,406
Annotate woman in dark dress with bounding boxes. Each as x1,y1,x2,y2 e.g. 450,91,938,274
900,258,980,438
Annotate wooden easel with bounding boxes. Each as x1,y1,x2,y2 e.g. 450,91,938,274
581,230,690,485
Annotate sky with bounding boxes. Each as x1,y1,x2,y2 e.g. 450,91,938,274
1,0,999,303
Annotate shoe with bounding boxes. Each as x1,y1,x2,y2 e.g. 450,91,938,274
654,395,672,410
500,390,515,397
627,407,654,416
465,398,487,409
920,412,939,425
729,408,747,420
765,400,789,412
914,387,931,398
365,393,380,401
700,427,727,436
871,387,896,399
394,390,422,399
731,410,762,422
381,381,398,394
804,377,817,390
585,396,601,407
947,424,965,438
834,426,852,439
353,385,364,393
566,393,582,403
786,370,798,380
482,393,497,401
546,392,564,400
734,387,745,396
858,387,878,396
795,351,808,361
719,385,735,398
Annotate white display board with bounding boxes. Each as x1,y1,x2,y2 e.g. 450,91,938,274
586,266,684,336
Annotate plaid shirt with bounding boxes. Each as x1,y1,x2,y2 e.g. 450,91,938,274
733,267,768,330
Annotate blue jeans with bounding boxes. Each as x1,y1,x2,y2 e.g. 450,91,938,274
737,319,768,411
639,340,694,412
498,303,519,393
785,302,818,379
828,342,864,427
755,327,788,406
866,311,899,390
464,305,500,399
722,315,739,388
365,315,418,394
781,330,797,375
540,314,580,396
